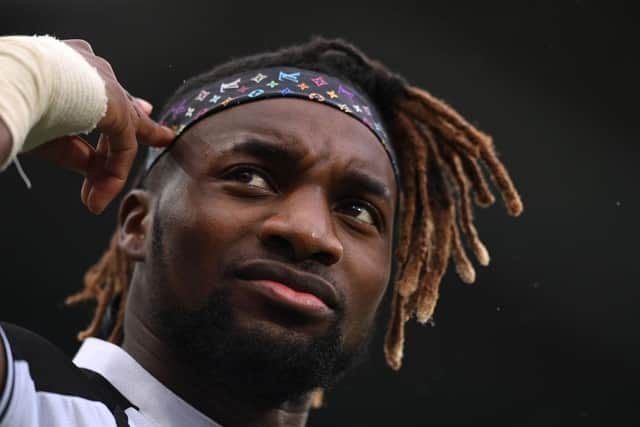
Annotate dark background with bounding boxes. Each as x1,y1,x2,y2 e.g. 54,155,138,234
1,1,638,426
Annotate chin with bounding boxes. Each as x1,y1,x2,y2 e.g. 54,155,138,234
152,285,371,401
229,298,338,340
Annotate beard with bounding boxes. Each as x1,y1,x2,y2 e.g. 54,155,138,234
148,213,374,404
152,288,373,403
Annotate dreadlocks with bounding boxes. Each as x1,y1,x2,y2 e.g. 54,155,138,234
67,36,522,392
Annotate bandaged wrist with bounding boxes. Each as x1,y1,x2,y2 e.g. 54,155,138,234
0,35,107,170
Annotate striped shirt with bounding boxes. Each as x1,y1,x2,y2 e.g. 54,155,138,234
0,323,222,426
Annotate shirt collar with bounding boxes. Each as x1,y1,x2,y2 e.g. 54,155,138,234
73,337,222,427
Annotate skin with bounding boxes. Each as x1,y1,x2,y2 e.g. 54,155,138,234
0,38,398,427
0,118,10,167
118,98,398,427
0,40,172,398
0,39,175,212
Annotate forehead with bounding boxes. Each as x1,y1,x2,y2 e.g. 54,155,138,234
182,98,396,187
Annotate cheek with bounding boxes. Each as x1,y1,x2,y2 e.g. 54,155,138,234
154,181,255,308
340,239,392,340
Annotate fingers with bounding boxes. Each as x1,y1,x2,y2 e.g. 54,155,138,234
83,129,136,214
28,136,94,176
63,39,173,148
86,86,173,213
134,108,176,147
42,40,174,214
128,95,175,146
100,86,174,144
81,134,109,207
63,39,95,54
134,97,153,115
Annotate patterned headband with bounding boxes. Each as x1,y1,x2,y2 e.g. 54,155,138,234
145,67,399,178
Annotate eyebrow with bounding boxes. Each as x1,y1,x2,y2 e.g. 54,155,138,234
341,169,392,200
218,136,306,166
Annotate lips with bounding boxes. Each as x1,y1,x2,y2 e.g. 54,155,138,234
234,259,340,315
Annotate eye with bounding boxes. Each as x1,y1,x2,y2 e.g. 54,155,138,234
223,166,272,190
337,201,379,227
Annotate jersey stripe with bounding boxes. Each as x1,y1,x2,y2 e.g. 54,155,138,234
0,326,15,422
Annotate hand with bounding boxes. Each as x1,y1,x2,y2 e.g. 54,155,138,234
28,39,175,214
0,118,11,166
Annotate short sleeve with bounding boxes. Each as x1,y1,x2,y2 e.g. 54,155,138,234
0,323,119,427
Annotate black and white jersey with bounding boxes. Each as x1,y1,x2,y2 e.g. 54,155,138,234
0,323,222,427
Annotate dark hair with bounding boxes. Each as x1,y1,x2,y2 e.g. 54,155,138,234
67,36,523,404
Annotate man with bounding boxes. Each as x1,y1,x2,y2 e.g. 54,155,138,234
0,35,522,426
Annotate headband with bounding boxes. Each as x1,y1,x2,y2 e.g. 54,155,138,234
145,67,399,178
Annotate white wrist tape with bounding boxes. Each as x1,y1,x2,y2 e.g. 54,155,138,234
0,35,107,170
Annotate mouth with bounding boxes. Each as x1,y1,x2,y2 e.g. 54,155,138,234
234,259,340,318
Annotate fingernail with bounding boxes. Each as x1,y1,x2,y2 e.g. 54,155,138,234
86,187,102,214
136,98,154,113
80,180,89,205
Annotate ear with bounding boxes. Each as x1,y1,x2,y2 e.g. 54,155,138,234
118,189,153,261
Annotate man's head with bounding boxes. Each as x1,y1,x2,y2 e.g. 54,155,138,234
121,98,396,400
68,36,522,404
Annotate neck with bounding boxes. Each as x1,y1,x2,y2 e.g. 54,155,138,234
121,311,312,427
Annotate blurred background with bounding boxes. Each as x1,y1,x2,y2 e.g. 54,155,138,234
1,1,638,426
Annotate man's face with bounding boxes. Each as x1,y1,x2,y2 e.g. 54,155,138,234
136,98,397,396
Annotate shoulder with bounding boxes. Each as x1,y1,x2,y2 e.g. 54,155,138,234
0,322,134,427
2,322,92,394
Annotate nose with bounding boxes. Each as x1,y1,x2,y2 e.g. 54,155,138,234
257,187,343,265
